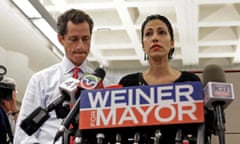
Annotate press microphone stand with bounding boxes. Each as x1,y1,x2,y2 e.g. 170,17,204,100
63,128,76,144
213,102,226,144
196,123,205,144
53,97,82,144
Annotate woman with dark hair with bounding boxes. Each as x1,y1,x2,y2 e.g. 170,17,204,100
118,14,203,144
119,14,200,90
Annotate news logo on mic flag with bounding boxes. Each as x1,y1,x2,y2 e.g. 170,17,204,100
204,82,234,109
59,77,79,98
79,81,204,129
79,73,101,90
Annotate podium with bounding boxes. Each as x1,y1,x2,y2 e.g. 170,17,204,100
77,81,206,144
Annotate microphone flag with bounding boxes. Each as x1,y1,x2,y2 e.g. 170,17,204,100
79,81,204,129
204,82,234,109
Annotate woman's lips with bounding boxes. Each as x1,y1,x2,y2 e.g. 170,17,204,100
151,44,162,51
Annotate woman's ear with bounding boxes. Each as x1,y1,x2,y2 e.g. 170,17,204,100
141,42,146,52
170,40,174,49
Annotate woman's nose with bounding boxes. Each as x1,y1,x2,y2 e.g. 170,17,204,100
152,33,159,42
152,37,158,42
153,38,158,42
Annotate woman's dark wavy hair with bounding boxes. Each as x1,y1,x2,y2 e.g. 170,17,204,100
141,14,174,59
57,9,94,37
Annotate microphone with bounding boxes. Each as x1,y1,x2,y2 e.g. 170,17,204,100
153,129,161,144
74,129,82,144
133,132,140,144
115,133,121,144
96,133,105,144
202,64,226,86
203,64,235,144
53,67,106,143
20,76,80,135
78,67,105,90
175,129,182,144
58,67,105,104
203,64,234,109
20,91,70,136
20,67,105,136
20,107,49,136
58,77,80,104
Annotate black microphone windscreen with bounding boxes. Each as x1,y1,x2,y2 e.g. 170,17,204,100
94,67,106,79
202,64,226,86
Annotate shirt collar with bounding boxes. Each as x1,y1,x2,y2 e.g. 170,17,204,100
61,56,92,75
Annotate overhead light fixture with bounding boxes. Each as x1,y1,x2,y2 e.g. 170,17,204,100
28,0,58,31
11,0,41,18
10,0,64,57
32,18,64,52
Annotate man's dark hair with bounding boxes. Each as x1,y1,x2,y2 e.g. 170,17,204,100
57,9,94,37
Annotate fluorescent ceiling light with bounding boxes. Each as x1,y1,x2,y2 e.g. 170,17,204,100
32,18,64,53
11,0,64,57
12,0,41,18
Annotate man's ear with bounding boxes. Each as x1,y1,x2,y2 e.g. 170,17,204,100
57,34,64,46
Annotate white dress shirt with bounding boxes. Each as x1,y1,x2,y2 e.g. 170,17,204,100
14,57,93,144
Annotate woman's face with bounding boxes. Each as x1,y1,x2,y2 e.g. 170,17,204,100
142,19,174,59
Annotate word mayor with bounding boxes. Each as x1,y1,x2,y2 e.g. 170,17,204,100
80,83,203,129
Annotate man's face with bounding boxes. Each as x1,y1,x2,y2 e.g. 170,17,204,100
58,21,91,66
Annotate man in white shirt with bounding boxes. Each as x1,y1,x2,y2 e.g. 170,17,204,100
14,9,94,144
